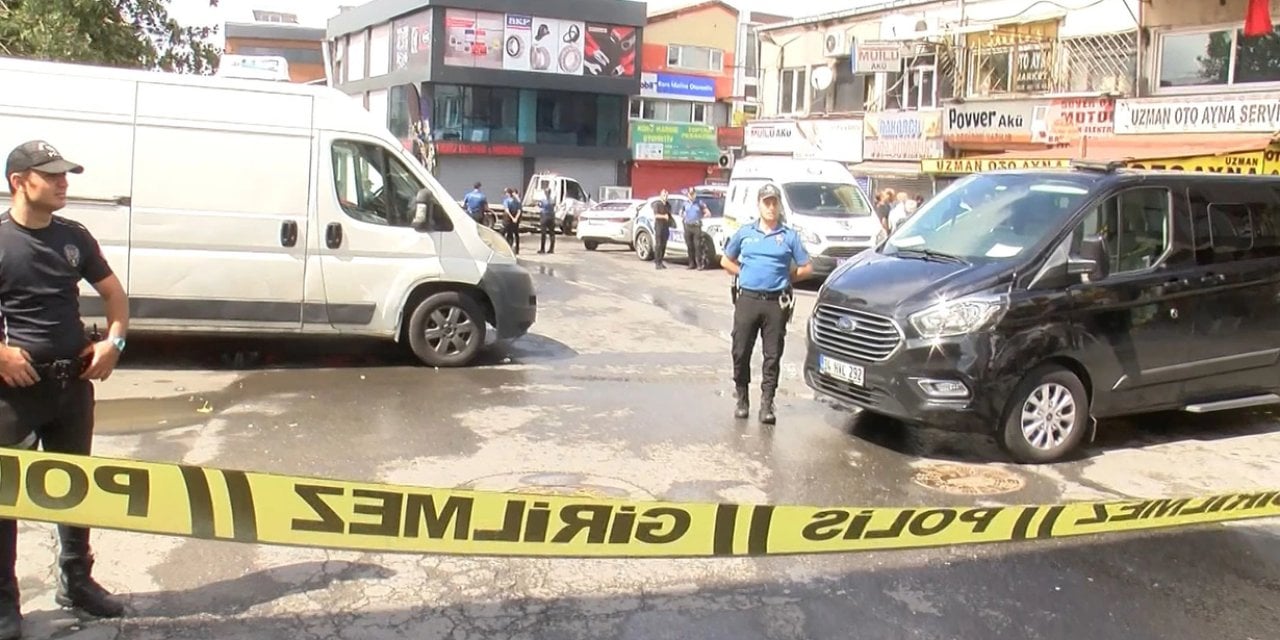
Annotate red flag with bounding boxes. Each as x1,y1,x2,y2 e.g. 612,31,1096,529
1244,0,1273,37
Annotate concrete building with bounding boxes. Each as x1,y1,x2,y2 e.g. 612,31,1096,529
627,0,739,195
325,0,645,200
224,10,328,83
753,0,1143,195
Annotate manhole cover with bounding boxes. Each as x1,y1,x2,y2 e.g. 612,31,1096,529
462,472,653,501
911,464,1025,495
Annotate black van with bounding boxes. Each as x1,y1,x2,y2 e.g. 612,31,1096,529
803,163,1280,463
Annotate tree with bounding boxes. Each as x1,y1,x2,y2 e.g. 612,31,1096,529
0,0,222,74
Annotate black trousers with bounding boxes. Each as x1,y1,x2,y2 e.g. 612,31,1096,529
731,293,787,399
684,222,703,268
539,219,556,253
654,220,671,265
0,379,96,588
503,220,520,253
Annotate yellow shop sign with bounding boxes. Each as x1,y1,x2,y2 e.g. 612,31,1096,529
921,158,1071,174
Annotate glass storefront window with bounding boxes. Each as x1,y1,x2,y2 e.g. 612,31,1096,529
430,84,626,147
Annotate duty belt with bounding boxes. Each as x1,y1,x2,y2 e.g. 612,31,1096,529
33,358,86,382
737,288,785,300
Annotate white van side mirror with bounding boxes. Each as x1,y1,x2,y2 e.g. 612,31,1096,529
413,188,450,232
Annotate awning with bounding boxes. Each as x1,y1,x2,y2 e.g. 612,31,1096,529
968,132,1279,162
848,160,926,177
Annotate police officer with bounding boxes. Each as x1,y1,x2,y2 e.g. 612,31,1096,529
501,187,522,254
537,189,556,254
681,188,708,270
720,183,811,424
462,181,488,225
651,189,673,269
0,140,131,637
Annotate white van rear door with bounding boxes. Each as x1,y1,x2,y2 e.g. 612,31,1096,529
317,132,442,331
129,82,311,329
0,66,134,303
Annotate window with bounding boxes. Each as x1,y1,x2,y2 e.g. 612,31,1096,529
431,85,519,143
904,56,938,109
667,44,724,72
967,38,1054,96
236,45,325,65
330,141,424,228
779,68,807,114
388,84,418,143
744,28,760,75
830,63,866,113
253,10,298,23
1074,188,1172,274
1157,26,1280,90
629,99,711,123
1189,185,1280,262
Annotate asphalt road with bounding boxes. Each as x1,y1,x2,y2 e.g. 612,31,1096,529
13,237,1279,640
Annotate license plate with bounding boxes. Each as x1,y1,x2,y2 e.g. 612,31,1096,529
818,354,864,386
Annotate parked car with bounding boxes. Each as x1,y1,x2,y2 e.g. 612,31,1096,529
632,186,729,265
805,163,1280,463
578,199,644,251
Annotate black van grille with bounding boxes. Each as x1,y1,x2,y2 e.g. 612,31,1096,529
809,370,883,409
812,304,902,363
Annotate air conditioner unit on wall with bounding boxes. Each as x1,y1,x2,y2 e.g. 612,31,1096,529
823,28,846,57
718,152,735,169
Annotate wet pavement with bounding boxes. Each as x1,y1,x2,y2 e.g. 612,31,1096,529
12,240,1280,639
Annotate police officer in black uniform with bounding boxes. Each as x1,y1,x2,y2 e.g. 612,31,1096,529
0,141,131,638
721,183,812,424
651,189,674,269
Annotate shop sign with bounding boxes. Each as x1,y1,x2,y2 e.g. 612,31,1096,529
435,141,525,156
1041,97,1114,143
444,9,638,78
716,126,744,148
943,101,1037,145
852,40,904,74
921,158,1070,173
392,9,433,71
863,110,944,160
629,122,720,163
640,72,716,102
1124,148,1280,175
744,119,863,163
1114,93,1280,135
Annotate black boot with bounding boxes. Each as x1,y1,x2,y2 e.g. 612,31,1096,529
56,557,124,618
759,395,777,425
0,577,21,640
734,386,750,419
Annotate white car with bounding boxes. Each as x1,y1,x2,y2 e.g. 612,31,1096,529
632,188,729,265
578,199,644,251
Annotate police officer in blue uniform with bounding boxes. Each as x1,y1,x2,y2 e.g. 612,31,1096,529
721,183,812,424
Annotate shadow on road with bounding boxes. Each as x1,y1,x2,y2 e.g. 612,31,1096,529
18,526,1280,639
837,405,1280,465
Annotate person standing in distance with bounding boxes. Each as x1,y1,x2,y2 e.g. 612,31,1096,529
651,189,673,269
0,140,130,638
720,183,811,424
501,187,522,254
537,188,556,254
462,182,488,225
681,187,708,270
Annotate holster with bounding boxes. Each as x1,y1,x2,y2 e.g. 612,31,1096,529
780,287,796,324
731,276,740,304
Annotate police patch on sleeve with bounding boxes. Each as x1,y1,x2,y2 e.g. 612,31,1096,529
63,243,81,268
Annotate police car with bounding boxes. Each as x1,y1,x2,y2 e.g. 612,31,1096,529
631,186,729,264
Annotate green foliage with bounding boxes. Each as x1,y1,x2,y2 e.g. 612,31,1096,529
0,0,221,74
1199,29,1280,84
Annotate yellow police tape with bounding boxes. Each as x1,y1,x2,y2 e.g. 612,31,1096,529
0,448,1276,558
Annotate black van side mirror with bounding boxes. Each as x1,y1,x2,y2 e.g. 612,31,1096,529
1068,234,1109,281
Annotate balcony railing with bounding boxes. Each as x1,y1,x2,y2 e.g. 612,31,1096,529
934,30,1137,99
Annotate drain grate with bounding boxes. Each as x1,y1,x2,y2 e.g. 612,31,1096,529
911,463,1025,495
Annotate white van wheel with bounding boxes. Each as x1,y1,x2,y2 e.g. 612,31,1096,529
407,292,487,367
635,230,654,261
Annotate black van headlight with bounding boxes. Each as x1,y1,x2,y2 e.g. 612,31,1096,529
908,295,1007,339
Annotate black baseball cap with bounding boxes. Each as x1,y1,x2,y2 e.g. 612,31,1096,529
758,183,781,202
5,140,84,177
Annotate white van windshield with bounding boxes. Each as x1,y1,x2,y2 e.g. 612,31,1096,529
885,173,1094,262
783,183,872,218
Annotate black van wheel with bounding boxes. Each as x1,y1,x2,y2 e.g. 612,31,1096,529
407,292,486,367
1000,364,1089,464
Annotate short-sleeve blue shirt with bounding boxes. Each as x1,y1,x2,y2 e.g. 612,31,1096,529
724,222,811,292
683,201,702,224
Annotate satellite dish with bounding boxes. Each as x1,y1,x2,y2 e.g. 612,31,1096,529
811,65,834,91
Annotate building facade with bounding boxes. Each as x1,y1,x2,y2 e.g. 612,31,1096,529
325,0,645,200
626,1,739,197
224,11,328,83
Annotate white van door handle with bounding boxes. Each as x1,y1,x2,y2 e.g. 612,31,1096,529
325,222,343,249
280,220,298,247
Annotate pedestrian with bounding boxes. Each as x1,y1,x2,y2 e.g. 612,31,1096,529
681,187,708,270
0,140,131,638
502,187,521,254
720,182,812,425
462,181,488,225
537,188,556,254
874,188,894,237
890,191,913,231
651,189,673,269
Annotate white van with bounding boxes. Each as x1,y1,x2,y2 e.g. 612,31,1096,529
0,56,536,367
725,156,880,277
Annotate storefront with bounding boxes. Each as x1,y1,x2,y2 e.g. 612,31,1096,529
857,110,945,198
743,119,866,190
628,121,720,197
935,92,1280,176
942,96,1115,152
